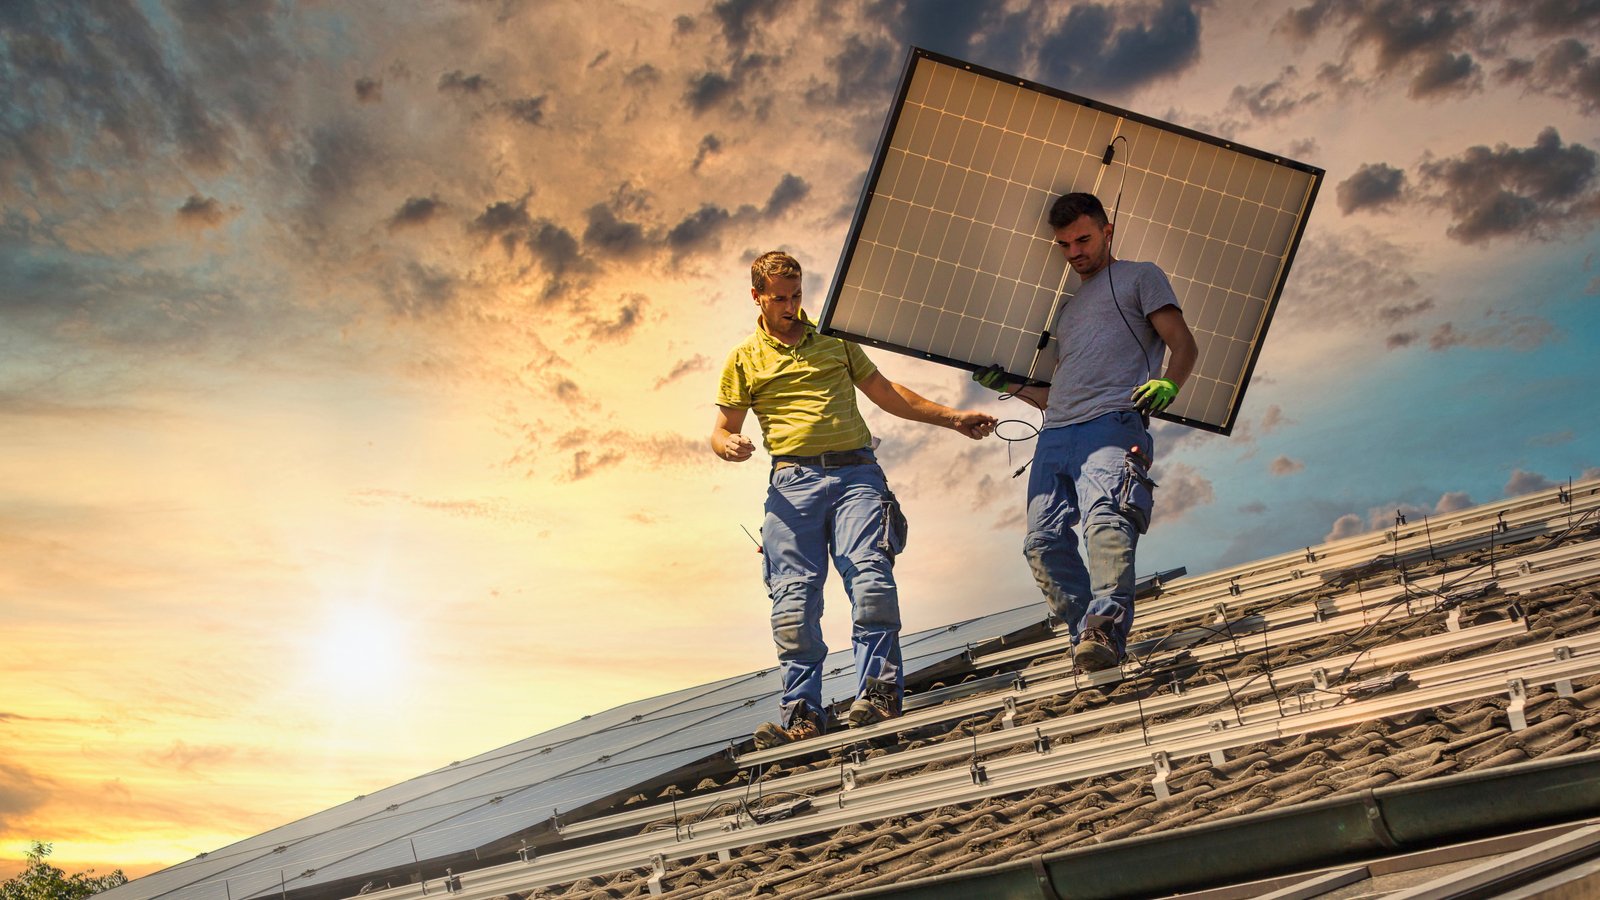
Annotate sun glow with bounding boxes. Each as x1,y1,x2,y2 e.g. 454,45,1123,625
306,605,411,698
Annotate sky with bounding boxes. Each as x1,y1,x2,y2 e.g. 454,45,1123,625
3,0,1599,882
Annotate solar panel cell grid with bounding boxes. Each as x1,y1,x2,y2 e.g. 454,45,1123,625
822,48,1321,434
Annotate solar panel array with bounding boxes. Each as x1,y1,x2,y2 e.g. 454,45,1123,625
819,48,1323,434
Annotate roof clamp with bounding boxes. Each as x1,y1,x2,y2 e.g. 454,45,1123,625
646,853,667,897
1497,512,1509,533
1209,719,1228,733
842,766,858,792
1034,727,1052,754
1446,605,1462,632
1012,672,1028,691
1507,678,1529,732
1001,696,1018,730
1151,751,1173,801
1311,667,1330,692
1304,547,1317,563
1229,579,1242,597
1554,646,1576,698
1211,602,1228,625
969,760,989,785
442,869,462,894
1208,747,1227,767
517,841,534,864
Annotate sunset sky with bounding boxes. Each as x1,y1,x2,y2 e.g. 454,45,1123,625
3,0,1599,883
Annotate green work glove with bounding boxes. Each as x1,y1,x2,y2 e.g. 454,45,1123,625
1131,378,1179,413
972,364,1009,392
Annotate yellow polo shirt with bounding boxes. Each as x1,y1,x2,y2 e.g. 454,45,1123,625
717,316,877,457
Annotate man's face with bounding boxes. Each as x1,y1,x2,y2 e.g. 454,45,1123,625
754,275,803,336
1053,214,1114,278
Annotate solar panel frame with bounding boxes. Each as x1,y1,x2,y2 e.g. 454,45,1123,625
818,47,1324,435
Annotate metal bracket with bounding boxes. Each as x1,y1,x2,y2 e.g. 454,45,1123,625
1211,602,1228,624
1209,719,1228,733
1555,646,1575,698
442,870,461,894
1507,678,1528,732
1312,668,1330,691
842,767,858,792
716,848,731,863
1001,696,1018,730
646,854,666,896
1151,751,1173,801
1034,728,1052,754
1229,579,1241,597
1446,606,1462,632
970,762,989,785
517,841,534,864
1209,748,1227,767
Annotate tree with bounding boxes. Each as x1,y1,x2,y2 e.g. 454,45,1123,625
0,843,127,900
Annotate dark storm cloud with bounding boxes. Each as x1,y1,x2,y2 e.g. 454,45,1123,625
710,0,791,51
503,95,547,125
1503,39,1600,112
0,0,235,193
667,204,734,253
470,196,535,256
354,77,382,103
1337,162,1407,213
1518,0,1600,36
865,0,1007,60
527,220,583,293
764,174,810,217
685,71,738,113
438,70,491,94
1409,51,1479,98
582,204,647,257
692,134,723,171
811,33,899,108
1034,0,1204,96
176,195,228,229
625,64,661,87
1417,127,1600,243
388,196,446,230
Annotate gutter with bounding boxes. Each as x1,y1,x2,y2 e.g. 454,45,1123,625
836,748,1600,900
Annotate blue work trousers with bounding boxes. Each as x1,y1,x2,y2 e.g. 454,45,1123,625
1023,410,1156,654
762,456,904,725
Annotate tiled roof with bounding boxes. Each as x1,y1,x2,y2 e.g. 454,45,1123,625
111,479,1600,900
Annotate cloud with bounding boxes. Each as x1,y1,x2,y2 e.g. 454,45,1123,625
655,354,711,390
1410,51,1480,98
1259,405,1291,434
1500,38,1600,113
354,77,382,103
0,760,52,831
175,195,232,230
438,70,491,94
503,95,547,125
387,196,446,231
1416,127,1600,244
1529,430,1575,447
1238,500,1268,515
1279,0,1480,99
1435,491,1473,513
1337,162,1407,213
1325,513,1364,542
1034,0,1206,96
1505,468,1559,497
764,174,810,217
1426,313,1554,352
1274,235,1433,346
709,0,790,52
585,293,649,342
1229,67,1321,119
1150,461,1214,524
691,134,723,171
582,204,648,258
151,741,237,774
685,71,738,113
1323,489,1493,542
1269,455,1305,476
549,429,705,481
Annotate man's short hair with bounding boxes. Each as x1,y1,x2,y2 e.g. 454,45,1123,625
752,251,802,292
1047,192,1109,230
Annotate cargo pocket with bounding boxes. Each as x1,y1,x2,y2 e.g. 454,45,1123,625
878,490,909,558
1117,451,1158,535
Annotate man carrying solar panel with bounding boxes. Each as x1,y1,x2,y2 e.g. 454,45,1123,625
974,192,1198,673
712,250,998,749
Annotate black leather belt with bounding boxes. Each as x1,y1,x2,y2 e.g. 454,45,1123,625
772,449,875,470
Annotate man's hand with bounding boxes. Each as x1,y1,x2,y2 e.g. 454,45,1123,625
719,433,755,462
951,411,998,439
1130,378,1179,414
971,364,1010,392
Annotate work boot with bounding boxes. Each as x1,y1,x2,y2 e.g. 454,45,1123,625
846,678,901,728
753,703,823,749
1073,627,1122,673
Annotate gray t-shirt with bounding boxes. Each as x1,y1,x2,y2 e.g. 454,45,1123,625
1043,259,1180,429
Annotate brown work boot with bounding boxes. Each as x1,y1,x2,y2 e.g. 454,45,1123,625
846,678,901,728
1073,627,1122,673
753,703,822,749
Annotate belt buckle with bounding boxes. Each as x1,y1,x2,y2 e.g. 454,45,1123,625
820,450,846,469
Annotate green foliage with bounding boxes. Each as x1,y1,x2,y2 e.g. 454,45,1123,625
0,843,127,900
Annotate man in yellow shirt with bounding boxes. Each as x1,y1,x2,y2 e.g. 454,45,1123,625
713,251,997,748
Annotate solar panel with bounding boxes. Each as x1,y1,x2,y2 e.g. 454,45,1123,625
819,48,1324,434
